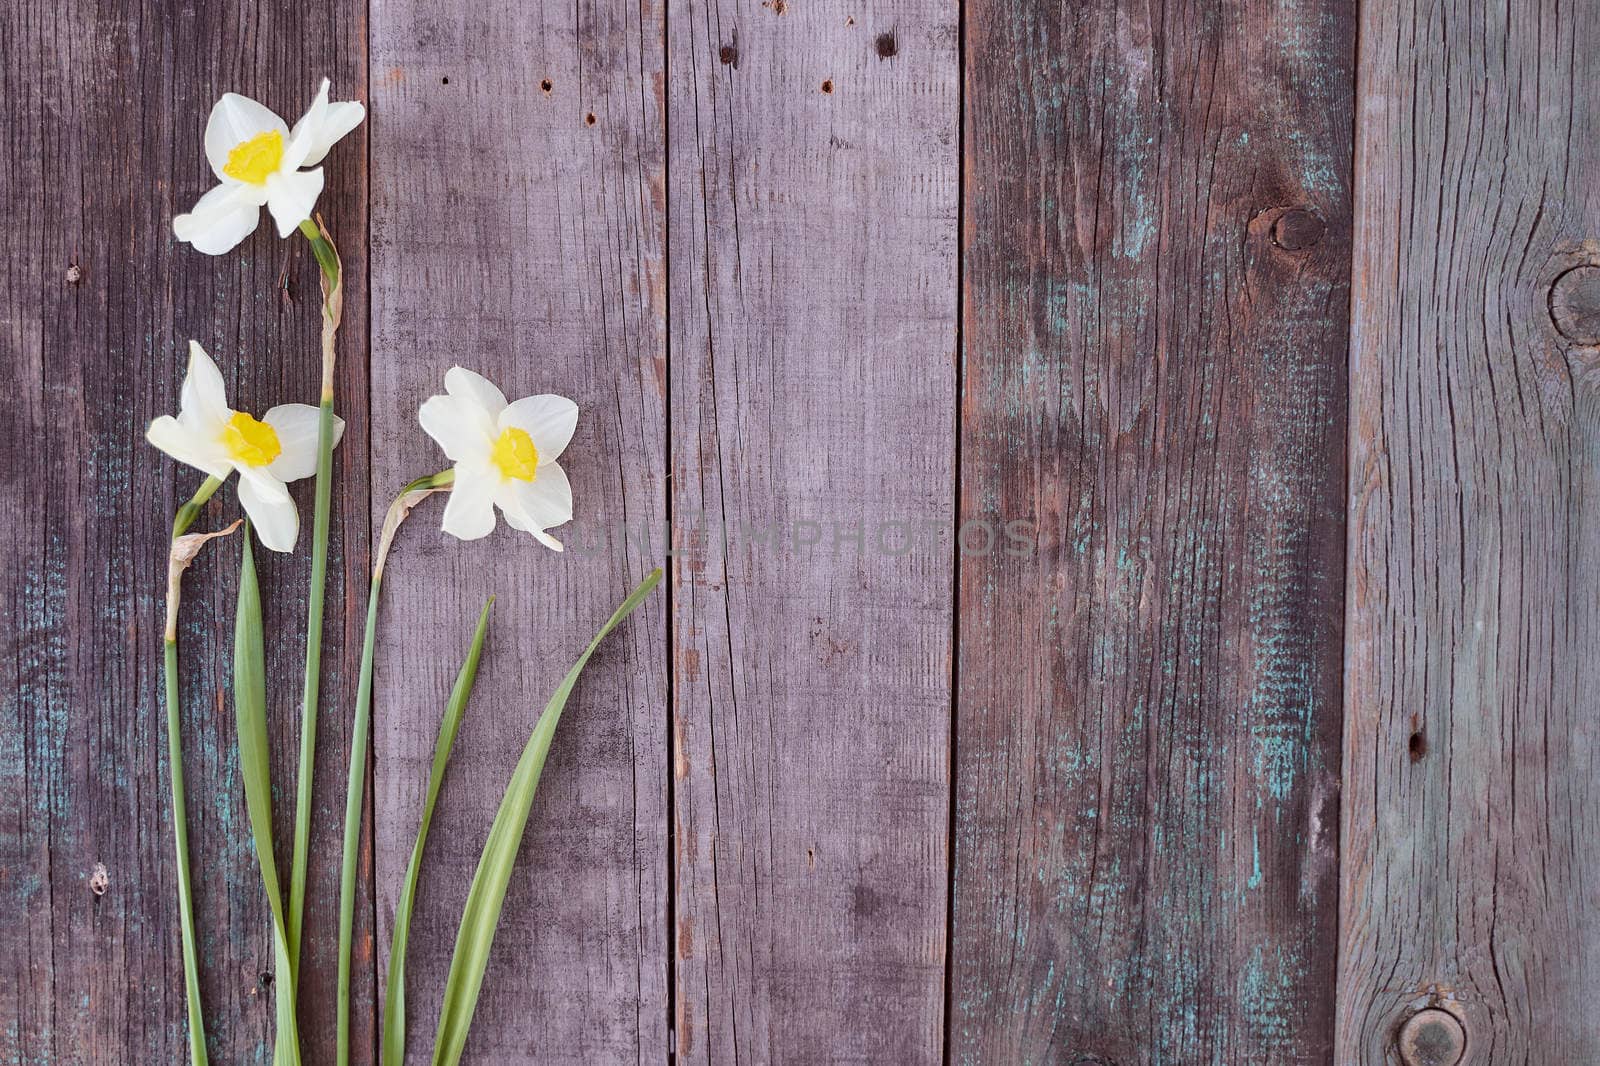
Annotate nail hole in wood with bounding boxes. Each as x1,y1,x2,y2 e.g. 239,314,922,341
259,971,274,989
1408,730,1427,762
719,44,737,65
1398,1008,1466,1066
540,78,552,93
1549,263,1600,346
1271,207,1326,251
875,32,897,58
441,75,449,85
821,79,834,94
585,112,597,126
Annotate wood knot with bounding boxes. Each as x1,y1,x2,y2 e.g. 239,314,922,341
1398,1008,1466,1066
1271,208,1326,251
719,43,738,65
1549,264,1600,345
875,32,897,58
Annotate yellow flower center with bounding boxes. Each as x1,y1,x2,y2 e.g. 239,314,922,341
222,130,285,184
223,411,282,467
490,427,540,481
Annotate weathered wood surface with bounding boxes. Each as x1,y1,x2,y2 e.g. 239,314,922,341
9,0,1600,1063
0,1,372,1063
950,0,1353,1061
666,1,959,1061
1338,0,1600,1060
368,0,669,1061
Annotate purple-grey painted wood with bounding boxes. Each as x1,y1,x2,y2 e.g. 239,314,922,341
666,2,960,1061
0,2,371,1062
368,0,668,1061
1338,0,1600,1059
951,0,1353,1061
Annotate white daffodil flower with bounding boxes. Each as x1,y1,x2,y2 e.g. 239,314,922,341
173,78,365,256
419,367,577,550
146,341,344,552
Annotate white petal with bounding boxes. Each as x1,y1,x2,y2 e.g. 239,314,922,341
263,404,342,483
283,79,331,170
289,78,365,168
441,464,498,540
444,367,508,419
497,462,573,533
238,473,299,552
146,415,234,480
173,184,261,255
204,93,289,183
419,395,492,464
498,395,578,462
265,168,325,237
236,462,291,503
180,341,231,430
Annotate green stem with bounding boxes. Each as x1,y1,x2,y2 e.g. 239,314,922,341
287,396,334,964
337,472,454,1066
289,219,343,967
163,639,208,1066
172,474,224,539
163,475,225,1066
336,569,382,1066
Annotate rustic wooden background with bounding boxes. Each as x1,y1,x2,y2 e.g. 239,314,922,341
3,0,1596,1062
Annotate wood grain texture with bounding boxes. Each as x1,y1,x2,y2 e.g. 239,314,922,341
367,0,668,1061
666,2,959,1061
0,2,371,1063
1338,0,1600,1060
951,1,1352,1062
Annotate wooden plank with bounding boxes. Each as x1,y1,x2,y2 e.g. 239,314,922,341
951,1,1353,1062
666,2,959,1061
1338,0,1600,1059
367,0,668,1061
0,2,371,1062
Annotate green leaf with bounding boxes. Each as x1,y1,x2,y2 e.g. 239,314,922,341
430,569,662,1066
381,597,494,1066
234,525,302,1066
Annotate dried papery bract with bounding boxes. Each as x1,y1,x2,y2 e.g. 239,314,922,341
165,519,242,639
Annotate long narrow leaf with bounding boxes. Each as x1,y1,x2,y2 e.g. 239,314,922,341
431,569,662,1066
234,525,302,1066
382,598,494,1066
